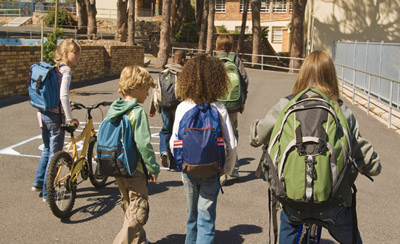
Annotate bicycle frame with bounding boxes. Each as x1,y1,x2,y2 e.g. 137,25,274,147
66,118,97,183
53,118,96,189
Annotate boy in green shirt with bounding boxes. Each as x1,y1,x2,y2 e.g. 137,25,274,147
108,65,160,244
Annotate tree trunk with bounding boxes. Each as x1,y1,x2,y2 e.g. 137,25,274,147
115,0,128,42
195,0,204,31
156,0,171,68
205,0,215,54
251,0,261,67
127,0,135,45
290,0,307,70
198,0,208,50
237,0,249,53
76,0,87,34
170,0,177,36
85,0,97,39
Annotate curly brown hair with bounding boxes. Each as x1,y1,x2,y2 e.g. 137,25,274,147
176,54,229,104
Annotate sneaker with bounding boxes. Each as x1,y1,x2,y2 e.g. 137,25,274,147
220,174,227,186
161,153,169,168
229,172,240,178
31,186,42,192
168,167,179,172
42,198,47,203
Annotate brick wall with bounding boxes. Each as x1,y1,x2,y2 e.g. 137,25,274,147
73,46,105,82
110,46,144,76
0,45,144,96
0,46,41,96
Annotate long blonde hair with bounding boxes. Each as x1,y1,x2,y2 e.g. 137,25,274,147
292,50,339,99
54,39,81,67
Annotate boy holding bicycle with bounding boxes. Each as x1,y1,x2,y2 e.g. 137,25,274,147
109,65,160,244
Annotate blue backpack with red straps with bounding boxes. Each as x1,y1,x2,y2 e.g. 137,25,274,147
173,104,225,178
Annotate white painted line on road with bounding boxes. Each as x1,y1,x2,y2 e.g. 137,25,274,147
0,124,163,158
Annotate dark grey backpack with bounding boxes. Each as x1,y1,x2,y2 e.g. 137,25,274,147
159,70,180,108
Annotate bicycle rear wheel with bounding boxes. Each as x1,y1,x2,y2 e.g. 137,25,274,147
46,151,76,219
88,136,108,188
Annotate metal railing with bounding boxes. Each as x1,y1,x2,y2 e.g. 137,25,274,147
0,24,114,40
336,63,400,128
171,46,304,73
0,8,21,17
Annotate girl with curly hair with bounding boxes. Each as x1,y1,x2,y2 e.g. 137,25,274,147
170,54,237,244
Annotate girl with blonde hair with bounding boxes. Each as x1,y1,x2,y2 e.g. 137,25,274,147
32,39,81,202
250,50,381,243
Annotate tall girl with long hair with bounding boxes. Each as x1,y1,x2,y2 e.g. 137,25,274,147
32,39,81,202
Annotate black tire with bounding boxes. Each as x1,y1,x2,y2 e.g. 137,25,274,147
88,136,108,188
46,151,76,219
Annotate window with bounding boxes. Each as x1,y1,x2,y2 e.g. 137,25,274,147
261,0,270,13
273,0,286,13
289,0,293,12
215,0,226,13
240,0,270,13
272,27,283,43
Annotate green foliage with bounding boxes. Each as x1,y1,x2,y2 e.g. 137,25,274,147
44,8,77,27
217,25,229,34
43,28,64,64
173,22,199,43
261,26,269,40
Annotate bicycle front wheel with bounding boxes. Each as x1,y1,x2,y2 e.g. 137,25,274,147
88,136,108,188
46,151,76,219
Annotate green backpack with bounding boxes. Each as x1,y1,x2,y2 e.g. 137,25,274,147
217,53,243,111
261,88,354,205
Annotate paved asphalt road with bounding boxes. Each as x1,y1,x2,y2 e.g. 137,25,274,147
0,67,399,244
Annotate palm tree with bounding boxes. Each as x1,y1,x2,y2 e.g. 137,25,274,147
251,0,261,67
206,0,215,54
127,0,135,45
76,0,88,34
198,0,208,50
115,0,128,42
156,0,172,68
85,0,97,39
237,0,249,53
290,0,307,70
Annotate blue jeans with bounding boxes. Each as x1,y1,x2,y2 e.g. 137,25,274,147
33,111,65,199
279,206,362,244
159,107,176,169
183,173,220,244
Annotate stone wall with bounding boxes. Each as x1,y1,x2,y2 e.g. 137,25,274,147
0,44,144,96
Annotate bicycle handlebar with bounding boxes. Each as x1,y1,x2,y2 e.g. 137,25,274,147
71,101,112,110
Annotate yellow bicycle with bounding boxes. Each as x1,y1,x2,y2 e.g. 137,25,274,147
46,101,111,219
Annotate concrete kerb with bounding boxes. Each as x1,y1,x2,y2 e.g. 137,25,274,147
341,83,400,135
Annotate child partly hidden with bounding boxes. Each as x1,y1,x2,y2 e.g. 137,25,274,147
108,65,160,244
170,54,238,244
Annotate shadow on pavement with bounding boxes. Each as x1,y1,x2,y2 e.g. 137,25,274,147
152,224,262,244
148,180,182,196
214,224,263,244
224,157,257,186
152,234,186,244
60,181,120,224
